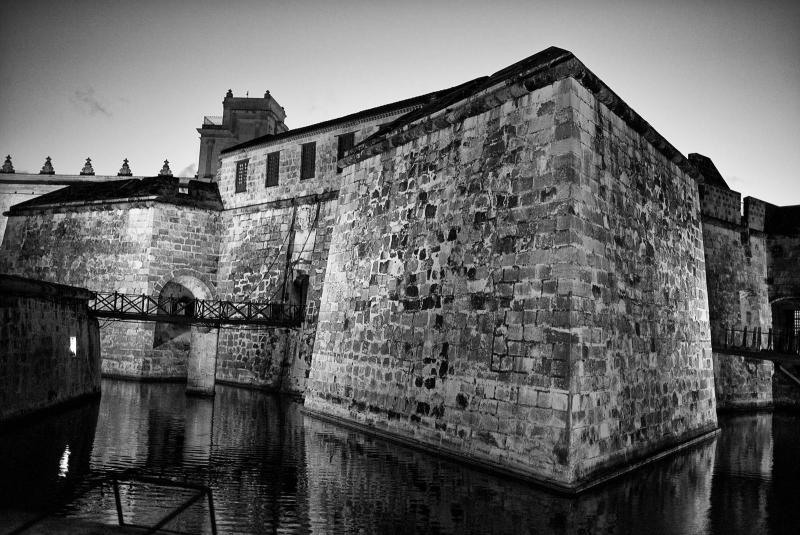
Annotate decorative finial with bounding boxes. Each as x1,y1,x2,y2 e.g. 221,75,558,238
39,156,55,175
1,155,14,174
118,158,132,176
158,159,173,177
264,90,271,99
80,157,95,176
225,89,233,98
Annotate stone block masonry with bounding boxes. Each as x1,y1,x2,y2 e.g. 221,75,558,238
701,187,774,409
566,78,717,482
306,56,718,491
216,108,415,393
0,187,223,380
0,274,101,423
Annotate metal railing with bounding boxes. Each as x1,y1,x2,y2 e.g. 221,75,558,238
111,474,217,535
89,292,304,327
8,471,217,534
713,326,800,357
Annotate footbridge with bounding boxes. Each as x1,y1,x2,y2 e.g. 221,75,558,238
712,326,799,365
89,291,304,327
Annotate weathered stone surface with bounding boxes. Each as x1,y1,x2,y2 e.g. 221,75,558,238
700,186,774,408
215,112,410,393
0,200,222,380
305,76,717,488
0,275,100,422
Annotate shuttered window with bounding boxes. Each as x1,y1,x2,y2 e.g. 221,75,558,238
336,132,355,174
266,151,280,187
235,160,248,193
300,142,316,180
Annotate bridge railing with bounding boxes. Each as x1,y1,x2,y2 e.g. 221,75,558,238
713,326,799,356
89,292,304,327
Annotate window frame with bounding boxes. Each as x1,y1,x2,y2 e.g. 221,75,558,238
300,142,316,180
336,132,355,174
265,150,280,188
235,159,249,193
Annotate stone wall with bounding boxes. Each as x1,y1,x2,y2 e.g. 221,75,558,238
0,182,63,240
701,190,774,408
766,205,800,407
565,78,717,481
773,364,800,408
0,199,222,380
214,199,336,390
306,74,717,489
0,275,101,423
0,173,139,243
768,234,800,303
216,112,408,393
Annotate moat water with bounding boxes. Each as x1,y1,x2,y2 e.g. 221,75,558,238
0,380,798,535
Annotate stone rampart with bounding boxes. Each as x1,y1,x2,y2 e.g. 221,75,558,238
699,183,741,225
0,188,222,380
0,274,101,423
565,78,717,482
700,186,774,409
305,66,717,490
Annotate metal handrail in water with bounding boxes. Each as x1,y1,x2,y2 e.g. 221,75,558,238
8,470,218,535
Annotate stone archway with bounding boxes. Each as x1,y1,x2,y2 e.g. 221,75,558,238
156,274,218,397
771,296,800,351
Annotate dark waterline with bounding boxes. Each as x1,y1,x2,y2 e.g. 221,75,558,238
1,380,798,534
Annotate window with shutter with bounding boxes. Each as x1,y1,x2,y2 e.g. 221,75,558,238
337,132,355,173
235,160,248,193
266,151,280,187
300,142,316,180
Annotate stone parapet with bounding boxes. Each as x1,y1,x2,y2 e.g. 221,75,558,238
699,183,741,225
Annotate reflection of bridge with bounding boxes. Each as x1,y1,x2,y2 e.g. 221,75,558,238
712,326,799,365
89,292,304,327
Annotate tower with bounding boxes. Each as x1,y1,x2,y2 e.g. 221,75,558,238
196,90,288,179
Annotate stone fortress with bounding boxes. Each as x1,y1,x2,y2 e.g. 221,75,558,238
1,47,798,492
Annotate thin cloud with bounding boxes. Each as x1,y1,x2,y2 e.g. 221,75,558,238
71,87,112,117
179,163,197,177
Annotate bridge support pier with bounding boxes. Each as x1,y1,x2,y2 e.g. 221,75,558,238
186,325,218,397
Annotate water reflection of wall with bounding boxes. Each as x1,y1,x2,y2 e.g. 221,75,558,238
0,401,99,512
768,412,800,533
301,415,717,534
209,385,310,533
710,413,773,535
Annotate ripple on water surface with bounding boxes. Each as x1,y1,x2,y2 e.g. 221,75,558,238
1,380,799,534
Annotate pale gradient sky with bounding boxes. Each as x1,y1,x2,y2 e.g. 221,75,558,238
1,0,798,205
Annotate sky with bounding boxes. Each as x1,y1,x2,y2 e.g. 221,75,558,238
1,0,798,205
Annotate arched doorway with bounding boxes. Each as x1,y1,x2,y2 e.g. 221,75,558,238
771,297,800,353
153,281,194,354
154,275,218,396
